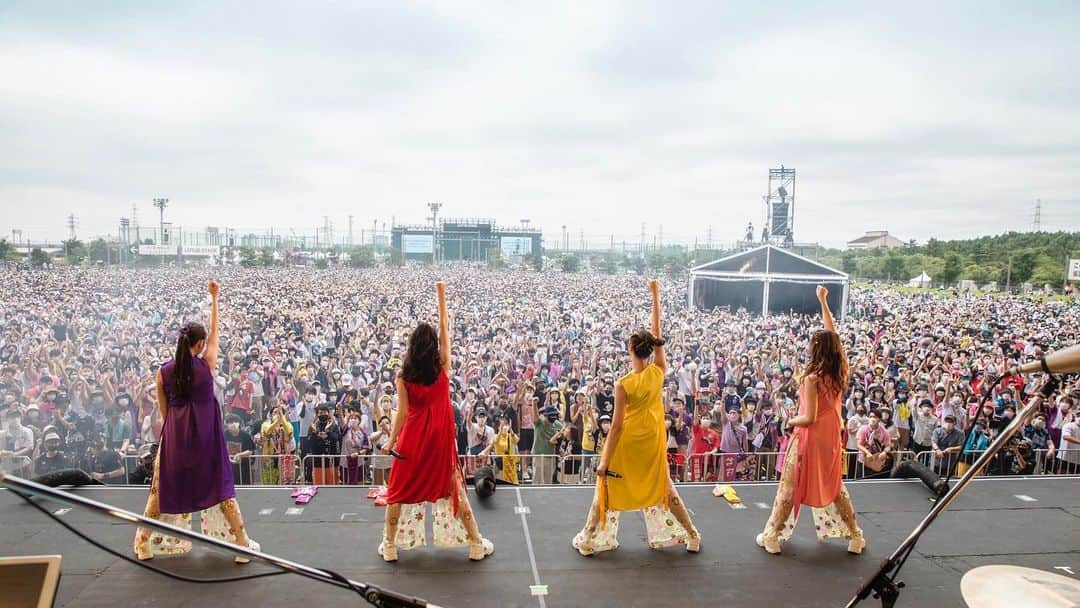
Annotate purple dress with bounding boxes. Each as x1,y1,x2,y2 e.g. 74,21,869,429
158,357,235,514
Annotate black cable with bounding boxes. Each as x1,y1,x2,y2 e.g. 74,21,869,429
13,489,286,585
12,489,392,605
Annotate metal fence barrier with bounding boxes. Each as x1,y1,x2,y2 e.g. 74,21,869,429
34,445,1078,487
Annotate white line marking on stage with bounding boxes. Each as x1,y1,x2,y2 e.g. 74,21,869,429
729,502,747,510
755,502,770,510
340,513,358,521
1054,566,1075,575
515,487,547,608
286,507,304,516
258,508,274,516
1013,494,1038,502
514,506,531,515
53,508,71,516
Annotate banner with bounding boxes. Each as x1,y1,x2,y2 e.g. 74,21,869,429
180,245,221,257
135,244,176,256
1068,259,1080,281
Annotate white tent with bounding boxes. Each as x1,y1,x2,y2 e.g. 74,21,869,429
908,271,932,288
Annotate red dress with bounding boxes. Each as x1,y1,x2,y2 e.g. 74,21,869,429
385,370,460,508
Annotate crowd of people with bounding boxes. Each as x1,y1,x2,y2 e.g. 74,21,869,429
1,265,1078,488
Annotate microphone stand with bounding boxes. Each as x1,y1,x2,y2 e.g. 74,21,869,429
0,474,440,608
845,375,1059,608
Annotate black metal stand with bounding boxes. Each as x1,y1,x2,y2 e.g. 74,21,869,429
0,474,440,608
845,375,1059,607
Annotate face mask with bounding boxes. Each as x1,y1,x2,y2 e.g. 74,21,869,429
944,423,955,431
318,414,330,422
700,419,711,427
1033,420,1046,429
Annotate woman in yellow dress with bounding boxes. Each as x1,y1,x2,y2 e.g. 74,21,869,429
572,280,700,556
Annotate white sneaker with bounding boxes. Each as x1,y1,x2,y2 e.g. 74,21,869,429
468,538,494,561
378,540,398,562
234,539,260,564
756,532,781,555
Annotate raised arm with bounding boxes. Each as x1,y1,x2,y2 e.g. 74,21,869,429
649,280,667,372
816,285,835,334
205,280,221,372
436,282,452,374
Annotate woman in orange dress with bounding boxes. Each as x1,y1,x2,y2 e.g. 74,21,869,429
756,285,865,555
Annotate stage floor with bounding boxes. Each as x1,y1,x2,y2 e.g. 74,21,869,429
2,477,1078,608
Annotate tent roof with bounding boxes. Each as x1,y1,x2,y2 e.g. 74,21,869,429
913,271,932,280
690,245,847,279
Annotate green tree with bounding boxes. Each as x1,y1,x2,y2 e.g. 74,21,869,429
348,246,375,268
596,251,620,274
939,253,963,286
258,248,276,267
1009,249,1039,284
559,253,581,273
841,252,857,276
30,247,50,268
1029,255,1064,287
314,257,329,269
882,252,908,281
62,239,87,265
0,239,15,261
88,238,118,264
625,254,646,275
964,263,998,284
238,246,258,267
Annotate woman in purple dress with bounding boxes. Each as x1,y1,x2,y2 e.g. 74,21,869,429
134,280,259,562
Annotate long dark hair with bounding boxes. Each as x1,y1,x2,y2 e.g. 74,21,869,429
802,329,849,396
174,322,207,400
401,322,441,386
628,329,665,360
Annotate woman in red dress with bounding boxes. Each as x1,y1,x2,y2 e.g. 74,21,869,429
379,281,494,562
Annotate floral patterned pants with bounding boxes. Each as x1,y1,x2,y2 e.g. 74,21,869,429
761,434,861,543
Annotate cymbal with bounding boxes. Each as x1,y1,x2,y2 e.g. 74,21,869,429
962,565,1080,608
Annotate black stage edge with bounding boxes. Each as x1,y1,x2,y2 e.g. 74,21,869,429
2,478,1078,608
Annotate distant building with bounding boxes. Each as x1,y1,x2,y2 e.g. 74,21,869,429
846,230,905,251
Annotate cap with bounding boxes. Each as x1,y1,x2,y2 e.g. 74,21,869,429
44,431,61,442
943,414,957,423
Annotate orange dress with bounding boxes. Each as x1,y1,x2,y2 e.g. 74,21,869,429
792,379,843,508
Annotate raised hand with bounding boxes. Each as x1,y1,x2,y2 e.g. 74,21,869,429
815,285,828,302
208,280,220,299
648,279,660,296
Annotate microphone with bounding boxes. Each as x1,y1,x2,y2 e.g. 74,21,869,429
30,469,104,488
1009,344,1080,375
389,449,406,460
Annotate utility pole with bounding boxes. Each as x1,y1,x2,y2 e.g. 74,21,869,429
427,202,442,265
658,224,663,249
66,214,78,241
1033,199,1041,232
1005,255,1013,292
132,204,140,244
707,225,713,250
348,215,354,246
153,198,168,243
579,230,584,251
640,222,646,257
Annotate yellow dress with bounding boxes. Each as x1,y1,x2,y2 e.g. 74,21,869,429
604,363,669,511
574,363,690,553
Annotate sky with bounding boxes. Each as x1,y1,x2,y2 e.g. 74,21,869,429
1,1,1078,249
